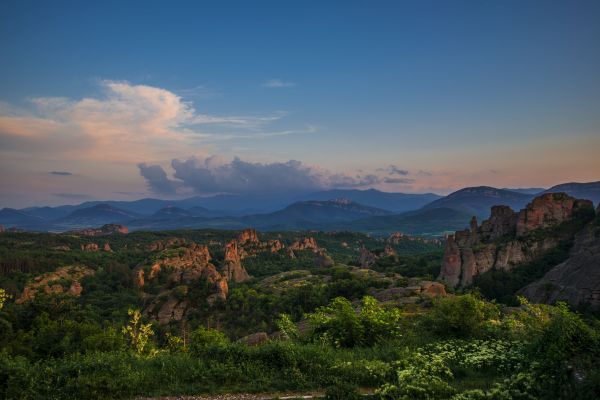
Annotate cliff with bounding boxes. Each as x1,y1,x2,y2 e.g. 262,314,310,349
520,206,600,308
438,193,594,288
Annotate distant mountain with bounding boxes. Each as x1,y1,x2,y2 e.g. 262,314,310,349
152,206,197,219
0,208,46,227
56,204,141,228
340,207,473,235
502,187,545,195
421,186,533,219
296,189,441,213
125,199,394,232
543,181,600,205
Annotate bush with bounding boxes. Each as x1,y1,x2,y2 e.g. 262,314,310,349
426,294,500,338
306,296,402,348
189,326,229,354
324,381,362,400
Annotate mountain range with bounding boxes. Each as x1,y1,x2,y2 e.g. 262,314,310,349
2,181,599,235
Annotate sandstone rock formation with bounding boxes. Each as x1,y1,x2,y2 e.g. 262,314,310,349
438,193,593,288
289,237,321,252
237,228,260,244
81,243,99,252
146,237,188,251
221,240,251,282
520,216,600,308
369,280,446,303
16,265,94,304
358,247,377,268
74,224,129,236
516,193,593,236
103,242,112,252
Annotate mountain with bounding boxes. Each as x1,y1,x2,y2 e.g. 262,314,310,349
56,204,141,229
152,206,197,219
0,208,46,227
296,189,441,213
241,198,393,228
339,207,472,235
124,199,395,232
502,187,545,195
421,186,533,219
543,181,600,205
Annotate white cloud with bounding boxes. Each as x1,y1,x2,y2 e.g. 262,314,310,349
0,80,299,164
262,79,296,88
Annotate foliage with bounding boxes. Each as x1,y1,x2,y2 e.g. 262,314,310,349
122,309,154,355
425,294,501,338
189,326,229,354
306,296,402,347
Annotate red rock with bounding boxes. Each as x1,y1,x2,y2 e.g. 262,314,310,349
516,193,593,236
221,240,251,282
237,228,260,244
81,243,99,252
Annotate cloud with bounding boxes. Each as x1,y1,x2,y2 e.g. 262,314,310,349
52,192,92,200
0,80,298,163
138,156,390,195
388,165,409,176
138,163,179,195
383,177,415,184
49,171,72,176
263,79,296,88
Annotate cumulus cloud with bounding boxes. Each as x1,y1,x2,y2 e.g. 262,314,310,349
263,79,296,88
138,163,179,195
138,156,391,195
0,80,296,163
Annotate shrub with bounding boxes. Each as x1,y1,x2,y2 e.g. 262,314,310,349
189,326,229,354
426,294,500,338
324,381,362,400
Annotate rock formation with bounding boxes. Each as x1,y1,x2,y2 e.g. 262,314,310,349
81,243,99,252
369,280,446,303
516,193,593,236
314,251,334,268
146,238,188,251
438,193,594,288
237,228,260,244
221,240,251,282
16,266,94,304
357,247,377,268
289,237,321,252
520,212,600,308
74,224,129,236
103,242,112,252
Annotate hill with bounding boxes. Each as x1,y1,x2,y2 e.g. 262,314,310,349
56,204,141,229
421,186,532,218
543,181,600,205
296,189,441,213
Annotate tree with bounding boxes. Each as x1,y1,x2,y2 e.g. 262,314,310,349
122,309,154,355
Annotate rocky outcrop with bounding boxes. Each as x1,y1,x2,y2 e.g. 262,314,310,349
237,228,259,244
74,224,129,236
289,237,321,252
358,247,377,268
314,252,334,268
16,266,94,304
439,193,593,288
520,217,600,308
103,242,112,252
516,193,593,236
81,243,99,252
221,240,251,282
369,280,446,303
146,238,188,251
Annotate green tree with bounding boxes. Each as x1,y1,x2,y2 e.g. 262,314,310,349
122,309,155,355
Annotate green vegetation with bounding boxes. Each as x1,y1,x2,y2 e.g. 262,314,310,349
0,228,599,399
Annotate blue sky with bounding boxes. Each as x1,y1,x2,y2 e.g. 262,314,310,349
1,0,599,207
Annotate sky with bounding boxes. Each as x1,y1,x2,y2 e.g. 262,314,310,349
0,0,599,207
